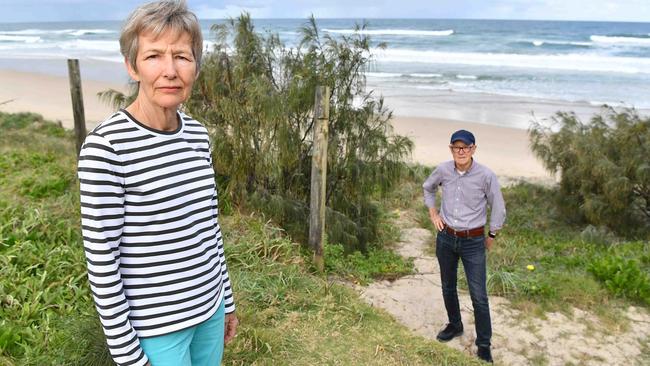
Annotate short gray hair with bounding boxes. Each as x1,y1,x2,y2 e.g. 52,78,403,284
120,0,203,73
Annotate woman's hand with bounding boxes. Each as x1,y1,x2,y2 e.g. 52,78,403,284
224,313,239,344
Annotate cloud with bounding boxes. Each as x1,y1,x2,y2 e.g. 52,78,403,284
193,4,273,19
0,0,648,22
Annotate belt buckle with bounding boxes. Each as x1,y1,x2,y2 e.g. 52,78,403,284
447,226,463,237
446,226,455,236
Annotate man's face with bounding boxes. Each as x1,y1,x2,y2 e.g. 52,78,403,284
449,141,476,167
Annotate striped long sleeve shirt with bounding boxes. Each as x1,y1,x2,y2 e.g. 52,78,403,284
78,109,235,366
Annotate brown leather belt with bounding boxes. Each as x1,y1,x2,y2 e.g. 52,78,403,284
444,225,485,238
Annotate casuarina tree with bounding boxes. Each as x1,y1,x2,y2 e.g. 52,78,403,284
529,108,650,237
184,14,413,251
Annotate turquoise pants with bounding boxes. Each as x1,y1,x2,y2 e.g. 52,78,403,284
139,301,225,366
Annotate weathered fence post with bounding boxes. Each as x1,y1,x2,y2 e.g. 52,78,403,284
67,59,87,158
309,86,330,272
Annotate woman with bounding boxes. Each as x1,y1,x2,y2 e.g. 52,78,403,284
77,1,238,365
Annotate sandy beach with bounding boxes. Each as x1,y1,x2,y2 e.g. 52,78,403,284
391,115,554,182
0,65,555,182
0,68,126,130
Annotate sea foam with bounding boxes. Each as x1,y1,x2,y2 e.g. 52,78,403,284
590,35,650,46
59,39,120,52
323,28,454,36
372,48,650,74
0,28,115,36
0,35,42,43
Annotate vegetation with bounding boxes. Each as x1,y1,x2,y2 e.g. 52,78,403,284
529,108,650,237
588,255,650,305
415,179,650,312
0,112,89,364
2,107,649,365
0,112,478,364
522,108,650,310
492,182,649,309
325,243,414,284
193,15,414,253
102,15,413,253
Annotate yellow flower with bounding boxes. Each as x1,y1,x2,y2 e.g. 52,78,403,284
526,264,535,271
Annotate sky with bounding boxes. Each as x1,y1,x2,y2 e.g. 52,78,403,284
0,0,649,23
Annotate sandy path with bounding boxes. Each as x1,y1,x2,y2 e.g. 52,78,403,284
356,210,650,365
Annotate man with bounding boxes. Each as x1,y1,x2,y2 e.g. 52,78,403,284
422,129,506,364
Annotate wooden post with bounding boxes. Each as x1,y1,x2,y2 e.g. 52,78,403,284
67,59,87,157
309,86,330,272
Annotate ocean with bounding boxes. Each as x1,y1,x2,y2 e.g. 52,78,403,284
1,18,649,128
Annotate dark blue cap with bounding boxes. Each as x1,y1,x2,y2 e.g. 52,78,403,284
450,129,475,145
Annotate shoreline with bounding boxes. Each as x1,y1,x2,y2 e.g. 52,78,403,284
0,65,561,183
366,80,646,131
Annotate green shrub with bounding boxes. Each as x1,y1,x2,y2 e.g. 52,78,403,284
0,111,66,137
0,112,41,129
102,15,414,252
324,243,414,284
588,256,650,305
49,315,113,366
0,325,23,358
529,108,650,236
580,225,617,246
19,175,70,199
190,15,413,252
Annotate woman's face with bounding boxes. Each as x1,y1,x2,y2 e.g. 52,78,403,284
126,29,197,110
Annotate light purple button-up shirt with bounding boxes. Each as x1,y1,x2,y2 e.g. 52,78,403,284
423,159,506,231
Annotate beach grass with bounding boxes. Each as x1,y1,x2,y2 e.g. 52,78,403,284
4,110,647,364
0,112,480,365
496,183,649,311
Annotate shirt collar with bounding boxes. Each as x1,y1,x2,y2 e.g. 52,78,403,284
455,158,475,175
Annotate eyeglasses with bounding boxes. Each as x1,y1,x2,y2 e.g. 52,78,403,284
449,145,474,153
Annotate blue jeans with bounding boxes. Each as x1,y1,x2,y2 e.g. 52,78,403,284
436,230,492,347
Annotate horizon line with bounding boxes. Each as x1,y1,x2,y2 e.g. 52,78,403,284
1,17,650,25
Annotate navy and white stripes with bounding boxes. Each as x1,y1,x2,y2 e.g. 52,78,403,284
78,110,235,366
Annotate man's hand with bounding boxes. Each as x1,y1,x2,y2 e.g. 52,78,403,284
429,208,445,231
485,236,495,251
224,312,239,344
